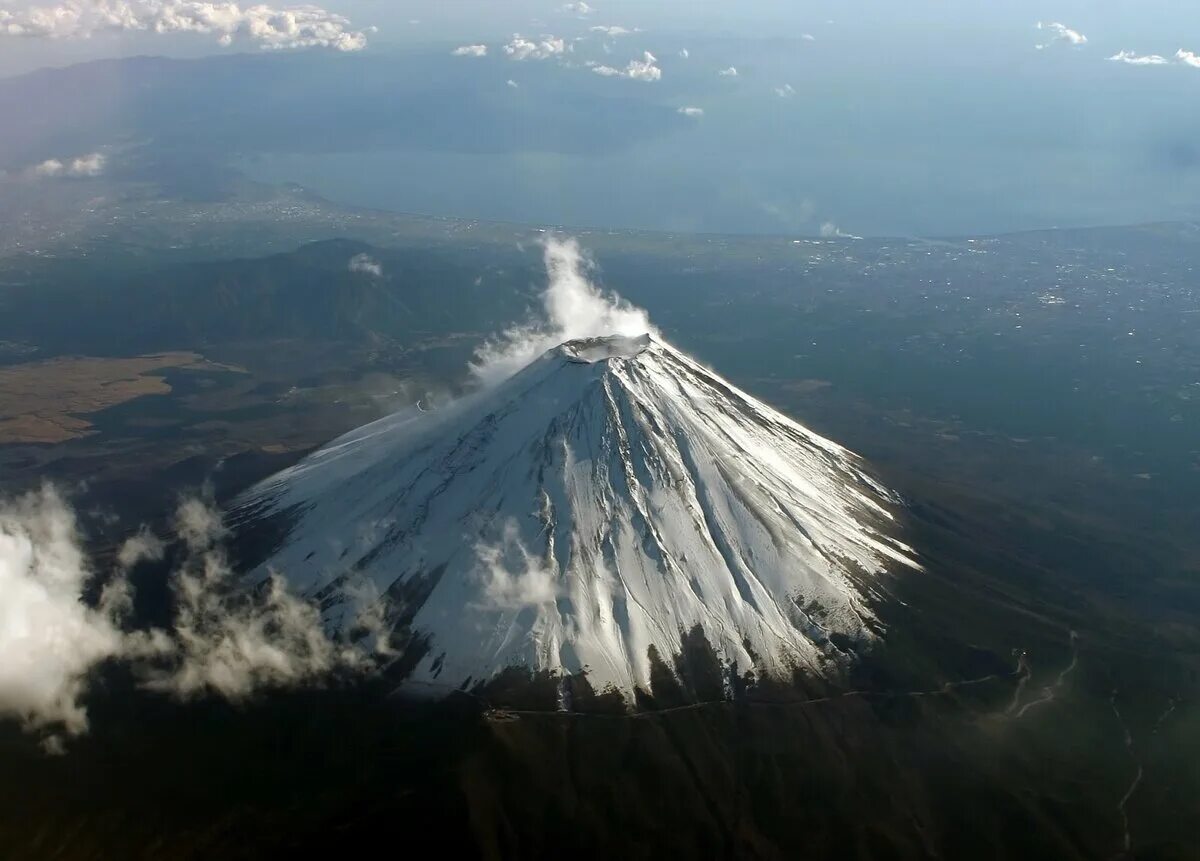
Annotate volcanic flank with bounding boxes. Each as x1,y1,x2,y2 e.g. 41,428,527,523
235,325,920,699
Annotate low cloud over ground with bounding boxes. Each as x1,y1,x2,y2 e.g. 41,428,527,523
0,486,385,752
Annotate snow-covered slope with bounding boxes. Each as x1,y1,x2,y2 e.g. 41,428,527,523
236,333,919,696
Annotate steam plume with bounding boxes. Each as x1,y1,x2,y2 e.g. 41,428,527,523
470,236,655,385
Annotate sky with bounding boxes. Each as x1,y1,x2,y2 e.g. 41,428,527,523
2,1,1199,235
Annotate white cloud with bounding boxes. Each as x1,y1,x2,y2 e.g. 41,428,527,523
451,43,487,57
1035,21,1087,50
678,47,688,59
142,548,358,702
1107,48,1200,68
0,1,370,51
774,83,796,98
506,78,519,88
625,50,660,81
589,25,629,37
348,253,383,278
504,33,567,61
33,159,64,177
801,33,815,42
0,486,129,742
588,51,661,81
67,152,105,176
1176,49,1200,68
471,236,656,386
173,496,225,548
677,106,703,117
561,1,592,15
718,66,738,77
1108,50,1169,66
29,152,105,179
0,489,386,751
116,527,165,570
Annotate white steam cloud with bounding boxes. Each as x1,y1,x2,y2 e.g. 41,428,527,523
0,487,383,751
470,236,656,386
348,253,383,277
0,0,371,50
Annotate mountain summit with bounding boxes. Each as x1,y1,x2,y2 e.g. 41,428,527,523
236,333,919,697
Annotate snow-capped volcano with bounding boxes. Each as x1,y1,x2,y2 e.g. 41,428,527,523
236,331,919,697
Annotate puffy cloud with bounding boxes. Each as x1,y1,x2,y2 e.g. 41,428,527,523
348,253,383,277
33,159,64,177
0,1,370,51
774,83,796,98
67,152,105,176
624,50,660,81
560,1,592,14
29,152,105,179
173,496,225,548
1176,49,1200,68
678,47,688,59
1108,50,1169,66
1035,21,1087,50
0,486,129,743
504,33,567,61
116,527,165,570
506,78,519,88
141,514,362,701
718,65,738,77
470,236,655,386
589,25,629,37
588,50,660,81
451,43,487,57
677,106,703,117
0,488,387,751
